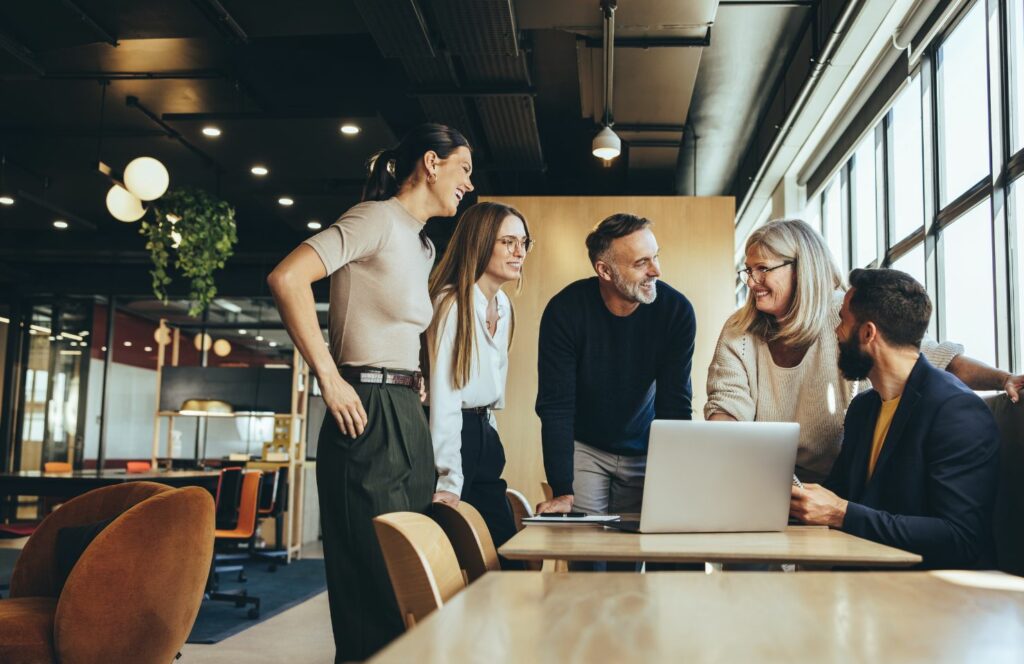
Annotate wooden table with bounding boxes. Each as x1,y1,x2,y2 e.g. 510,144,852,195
372,571,1024,663
499,524,922,567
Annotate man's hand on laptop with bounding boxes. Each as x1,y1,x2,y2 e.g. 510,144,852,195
789,484,848,528
536,494,574,514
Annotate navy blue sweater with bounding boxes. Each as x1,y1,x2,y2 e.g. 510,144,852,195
535,277,696,497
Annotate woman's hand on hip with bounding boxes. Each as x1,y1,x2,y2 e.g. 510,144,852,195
432,491,460,507
320,370,368,437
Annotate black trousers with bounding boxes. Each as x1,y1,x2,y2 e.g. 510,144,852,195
459,411,521,568
317,383,434,663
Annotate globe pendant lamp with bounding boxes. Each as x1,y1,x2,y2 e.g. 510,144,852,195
106,184,146,222
123,156,169,201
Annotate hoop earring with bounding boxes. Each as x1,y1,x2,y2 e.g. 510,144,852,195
427,172,437,184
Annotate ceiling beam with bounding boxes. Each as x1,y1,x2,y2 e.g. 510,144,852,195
59,0,119,47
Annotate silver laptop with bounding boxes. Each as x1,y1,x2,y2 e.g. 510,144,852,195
607,420,799,533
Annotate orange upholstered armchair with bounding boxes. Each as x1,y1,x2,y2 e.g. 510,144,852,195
0,481,215,664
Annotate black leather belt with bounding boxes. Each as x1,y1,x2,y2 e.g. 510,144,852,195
462,406,491,415
341,366,422,391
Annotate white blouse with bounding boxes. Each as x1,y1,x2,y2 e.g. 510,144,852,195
428,285,510,496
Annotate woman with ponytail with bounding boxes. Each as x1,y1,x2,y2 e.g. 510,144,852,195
268,123,472,661
425,202,531,564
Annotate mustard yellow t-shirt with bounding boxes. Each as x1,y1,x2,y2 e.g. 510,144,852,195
868,395,902,479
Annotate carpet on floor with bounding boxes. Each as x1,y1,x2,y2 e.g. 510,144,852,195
189,557,328,644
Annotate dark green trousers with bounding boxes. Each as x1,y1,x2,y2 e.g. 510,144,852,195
316,383,434,662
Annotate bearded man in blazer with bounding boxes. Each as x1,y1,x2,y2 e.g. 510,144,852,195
790,268,999,569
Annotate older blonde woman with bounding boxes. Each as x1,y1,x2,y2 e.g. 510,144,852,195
706,218,1022,483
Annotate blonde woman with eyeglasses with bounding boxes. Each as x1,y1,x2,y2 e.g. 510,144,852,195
426,201,531,562
706,218,1023,483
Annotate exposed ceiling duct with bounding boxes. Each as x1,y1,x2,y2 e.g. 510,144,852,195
352,0,544,176
523,0,718,172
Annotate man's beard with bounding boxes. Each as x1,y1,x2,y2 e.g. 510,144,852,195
610,264,657,304
837,329,873,381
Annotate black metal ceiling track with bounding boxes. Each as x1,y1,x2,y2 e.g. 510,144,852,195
125,96,223,172
15,189,97,231
580,29,712,49
59,0,118,47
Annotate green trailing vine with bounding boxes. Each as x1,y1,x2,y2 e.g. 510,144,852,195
141,188,238,317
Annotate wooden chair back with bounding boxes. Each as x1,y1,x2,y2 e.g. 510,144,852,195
431,501,499,583
373,512,465,629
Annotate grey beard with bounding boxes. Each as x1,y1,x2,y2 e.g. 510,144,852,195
611,267,657,304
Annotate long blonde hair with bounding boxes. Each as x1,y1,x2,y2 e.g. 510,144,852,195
427,202,530,390
727,218,845,347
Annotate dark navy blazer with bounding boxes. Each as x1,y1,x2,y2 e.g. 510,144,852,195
825,354,999,569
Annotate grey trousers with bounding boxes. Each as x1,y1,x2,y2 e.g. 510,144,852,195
571,440,646,515
571,441,646,571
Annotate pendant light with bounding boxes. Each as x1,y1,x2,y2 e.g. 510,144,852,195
124,156,169,201
592,0,621,162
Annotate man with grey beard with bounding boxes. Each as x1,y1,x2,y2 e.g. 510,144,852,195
535,213,696,533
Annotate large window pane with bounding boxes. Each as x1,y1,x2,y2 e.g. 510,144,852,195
891,76,925,243
853,132,879,267
822,177,846,272
1016,184,1024,370
1010,0,1024,153
892,243,926,289
937,2,990,205
942,200,996,365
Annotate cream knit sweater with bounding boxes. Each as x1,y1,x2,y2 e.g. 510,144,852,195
704,292,963,482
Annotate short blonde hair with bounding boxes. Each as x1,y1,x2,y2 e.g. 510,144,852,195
727,219,845,347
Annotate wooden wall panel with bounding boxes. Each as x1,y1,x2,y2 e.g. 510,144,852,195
479,196,735,506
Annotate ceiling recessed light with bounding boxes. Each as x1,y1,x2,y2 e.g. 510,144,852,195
340,124,360,135
144,346,153,352
0,195,14,205
123,341,132,347
278,197,294,206
269,341,278,347
53,220,69,230
239,329,248,335
202,126,222,137
251,165,269,176
307,220,322,230
255,335,264,341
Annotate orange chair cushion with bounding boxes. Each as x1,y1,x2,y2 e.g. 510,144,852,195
0,597,58,663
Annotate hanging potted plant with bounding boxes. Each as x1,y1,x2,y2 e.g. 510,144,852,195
141,188,238,317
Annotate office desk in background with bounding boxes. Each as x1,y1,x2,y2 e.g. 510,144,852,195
372,571,1024,663
499,524,922,568
0,469,220,519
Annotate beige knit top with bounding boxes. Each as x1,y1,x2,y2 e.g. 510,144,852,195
304,198,435,371
704,292,963,482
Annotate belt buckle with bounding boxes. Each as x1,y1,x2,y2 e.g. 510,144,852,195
361,371,383,384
